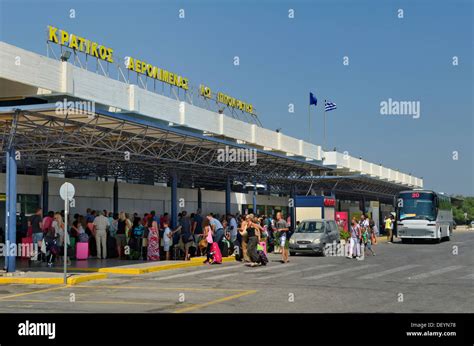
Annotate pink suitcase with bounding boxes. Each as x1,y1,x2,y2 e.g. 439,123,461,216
258,241,267,255
21,237,33,258
76,242,89,260
210,242,222,264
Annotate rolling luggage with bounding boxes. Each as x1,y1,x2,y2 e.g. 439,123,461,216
210,242,222,264
233,240,243,261
76,242,89,260
21,237,33,258
128,237,141,260
68,237,76,259
221,239,230,257
257,249,268,266
107,233,118,259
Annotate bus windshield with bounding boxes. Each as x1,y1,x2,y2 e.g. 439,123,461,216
398,192,436,221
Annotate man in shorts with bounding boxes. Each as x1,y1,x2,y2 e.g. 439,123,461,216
275,212,289,263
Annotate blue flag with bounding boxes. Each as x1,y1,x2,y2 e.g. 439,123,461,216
310,92,318,106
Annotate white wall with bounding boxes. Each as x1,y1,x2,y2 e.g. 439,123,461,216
0,173,288,217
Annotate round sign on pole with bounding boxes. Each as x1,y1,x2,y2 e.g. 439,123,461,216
60,182,75,201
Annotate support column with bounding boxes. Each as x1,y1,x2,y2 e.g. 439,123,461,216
290,185,296,231
225,176,231,216
113,177,118,215
42,170,48,216
170,171,178,228
197,188,202,210
6,147,17,273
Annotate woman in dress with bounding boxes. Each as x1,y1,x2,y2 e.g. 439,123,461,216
147,217,160,261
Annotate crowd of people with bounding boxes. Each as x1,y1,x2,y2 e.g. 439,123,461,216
23,206,394,267
24,207,294,267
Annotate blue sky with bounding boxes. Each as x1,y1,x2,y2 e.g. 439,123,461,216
0,0,472,195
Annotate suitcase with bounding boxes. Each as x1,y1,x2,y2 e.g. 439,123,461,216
76,242,89,260
88,236,97,257
210,242,222,264
107,234,118,259
257,241,267,255
221,240,229,257
68,237,76,259
257,250,268,266
21,237,33,258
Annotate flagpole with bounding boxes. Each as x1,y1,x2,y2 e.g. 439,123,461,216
323,99,326,151
308,101,311,143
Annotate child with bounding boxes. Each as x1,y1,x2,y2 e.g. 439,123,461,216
162,221,172,260
362,226,376,256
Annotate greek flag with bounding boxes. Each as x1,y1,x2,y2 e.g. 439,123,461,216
325,100,337,112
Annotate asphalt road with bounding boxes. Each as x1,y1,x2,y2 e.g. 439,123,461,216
0,230,472,313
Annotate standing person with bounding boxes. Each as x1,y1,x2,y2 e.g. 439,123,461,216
108,212,118,238
365,223,376,256
347,218,362,260
147,217,160,261
124,213,132,243
42,211,54,237
385,215,393,243
52,213,65,246
116,212,127,259
202,219,214,264
243,215,262,267
207,214,224,252
179,211,194,260
29,208,43,262
52,213,70,264
160,212,169,229
390,215,396,243
162,221,172,260
228,214,238,243
275,212,289,263
93,211,110,260
192,209,203,255
369,219,378,244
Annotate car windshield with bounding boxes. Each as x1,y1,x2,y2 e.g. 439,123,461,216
297,221,325,233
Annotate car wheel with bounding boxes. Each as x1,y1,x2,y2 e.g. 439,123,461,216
401,238,408,244
290,251,296,256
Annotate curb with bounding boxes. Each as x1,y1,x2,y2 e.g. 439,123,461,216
99,256,236,275
0,273,108,285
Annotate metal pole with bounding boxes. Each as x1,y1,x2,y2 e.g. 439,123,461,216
225,176,231,215
308,102,311,143
6,147,17,272
323,99,326,151
63,193,68,284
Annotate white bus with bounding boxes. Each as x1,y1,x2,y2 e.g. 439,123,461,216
396,190,454,243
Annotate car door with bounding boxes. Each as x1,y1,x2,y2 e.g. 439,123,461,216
328,221,337,242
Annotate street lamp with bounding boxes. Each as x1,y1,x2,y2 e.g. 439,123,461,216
60,50,72,62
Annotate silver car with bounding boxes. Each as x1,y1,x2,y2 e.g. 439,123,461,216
289,219,340,256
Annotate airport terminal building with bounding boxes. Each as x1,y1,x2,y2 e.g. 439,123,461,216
0,30,423,270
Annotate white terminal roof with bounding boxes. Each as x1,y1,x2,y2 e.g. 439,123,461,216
0,42,422,188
